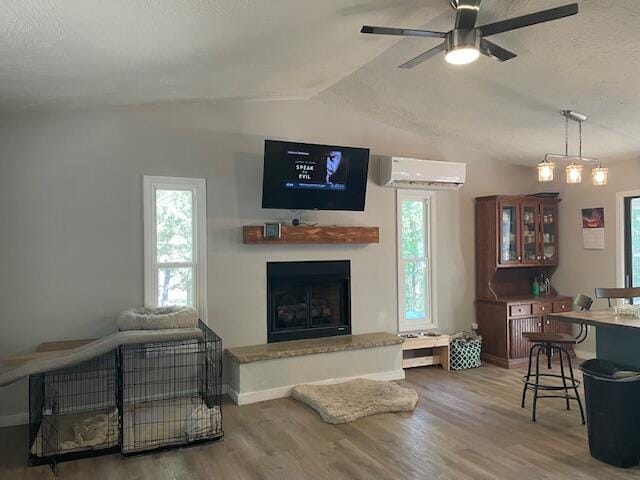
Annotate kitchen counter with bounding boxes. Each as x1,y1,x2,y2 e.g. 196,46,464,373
550,309,640,369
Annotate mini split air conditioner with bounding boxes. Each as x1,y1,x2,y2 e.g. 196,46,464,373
379,157,466,190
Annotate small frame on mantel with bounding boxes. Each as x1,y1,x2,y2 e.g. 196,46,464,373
242,225,380,245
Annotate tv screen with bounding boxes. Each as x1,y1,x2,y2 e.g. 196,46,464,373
261,140,370,211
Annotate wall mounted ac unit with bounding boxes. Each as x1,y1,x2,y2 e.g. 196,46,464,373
379,157,466,190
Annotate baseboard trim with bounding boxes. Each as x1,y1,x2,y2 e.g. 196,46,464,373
0,412,28,427
231,370,406,406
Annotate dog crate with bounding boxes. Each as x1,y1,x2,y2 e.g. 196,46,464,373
29,351,120,466
28,321,223,469
119,321,223,454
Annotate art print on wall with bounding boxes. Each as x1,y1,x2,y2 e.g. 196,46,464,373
582,207,605,249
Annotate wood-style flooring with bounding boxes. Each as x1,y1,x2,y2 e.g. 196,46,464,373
1,363,637,479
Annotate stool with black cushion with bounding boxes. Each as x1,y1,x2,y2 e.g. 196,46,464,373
520,332,585,424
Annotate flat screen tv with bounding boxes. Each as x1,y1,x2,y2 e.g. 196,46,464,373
261,140,370,211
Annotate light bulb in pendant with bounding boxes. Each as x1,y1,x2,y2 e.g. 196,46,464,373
566,163,583,184
592,166,608,186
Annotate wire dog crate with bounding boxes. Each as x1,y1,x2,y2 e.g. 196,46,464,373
29,321,223,469
120,321,223,454
29,351,120,465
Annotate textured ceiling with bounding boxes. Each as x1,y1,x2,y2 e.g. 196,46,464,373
0,0,433,110
1,1,639,165
319,0,640,165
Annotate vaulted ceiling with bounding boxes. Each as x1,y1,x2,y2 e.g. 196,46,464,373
1,0,639,164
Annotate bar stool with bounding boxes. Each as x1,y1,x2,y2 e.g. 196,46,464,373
520,332,585,423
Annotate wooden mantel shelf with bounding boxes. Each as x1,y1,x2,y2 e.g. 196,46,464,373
242,225,379,245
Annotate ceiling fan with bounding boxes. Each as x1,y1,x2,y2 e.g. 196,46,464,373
360,1,578,67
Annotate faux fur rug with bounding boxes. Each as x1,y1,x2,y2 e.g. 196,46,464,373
117,306,199,331
291,378,418,424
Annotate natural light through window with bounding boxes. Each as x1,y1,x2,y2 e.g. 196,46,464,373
397,190,435,332
144,176,207,321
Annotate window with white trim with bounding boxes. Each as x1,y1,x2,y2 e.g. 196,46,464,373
143,176,207,322
397,189,436,332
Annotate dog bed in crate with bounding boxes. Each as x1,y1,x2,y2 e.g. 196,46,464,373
30,408,119,457
116,306,199,331
450,332,482,370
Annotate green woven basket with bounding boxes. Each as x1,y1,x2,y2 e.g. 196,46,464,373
450,333,482,371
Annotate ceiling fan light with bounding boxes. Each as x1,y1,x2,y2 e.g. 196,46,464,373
565,163,583,184
445,47,480,65
537,160,555,182
592,166,608,186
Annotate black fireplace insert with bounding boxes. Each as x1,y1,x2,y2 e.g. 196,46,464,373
267,260,351,343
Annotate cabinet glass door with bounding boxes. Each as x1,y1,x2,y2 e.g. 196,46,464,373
541,204,558,264
521,203,540,264
499,202,520,264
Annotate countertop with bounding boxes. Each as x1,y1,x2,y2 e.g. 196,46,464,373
477,294,573,305
549,309,640,330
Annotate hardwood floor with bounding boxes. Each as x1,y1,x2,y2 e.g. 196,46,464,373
1,363,637,479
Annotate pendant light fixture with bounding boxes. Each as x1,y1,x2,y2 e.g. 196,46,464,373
592,165,608,185
540,110,607,186
565,162,583,184
537,156,556,182
566,119,584,184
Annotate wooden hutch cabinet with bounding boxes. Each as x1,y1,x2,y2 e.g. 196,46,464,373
475,195,573,368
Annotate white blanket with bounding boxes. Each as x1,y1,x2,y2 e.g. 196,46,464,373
0,328,203,387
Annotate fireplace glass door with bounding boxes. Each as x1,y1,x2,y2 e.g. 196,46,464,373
267,260,351,343
273,284,309,331
310,282,343,328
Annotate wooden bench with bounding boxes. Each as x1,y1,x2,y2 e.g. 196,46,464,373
401,334,450,371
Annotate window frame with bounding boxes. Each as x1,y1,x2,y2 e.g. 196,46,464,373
617,190,640,291
143,175,208,323
396,189,437,332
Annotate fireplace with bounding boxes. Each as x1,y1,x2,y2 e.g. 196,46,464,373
267,260,351,343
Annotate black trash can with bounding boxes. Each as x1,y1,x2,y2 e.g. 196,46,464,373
580,359,640,468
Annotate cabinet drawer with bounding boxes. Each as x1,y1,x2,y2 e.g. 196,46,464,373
532,302,552,315
552,300,572,313
510,304,532,317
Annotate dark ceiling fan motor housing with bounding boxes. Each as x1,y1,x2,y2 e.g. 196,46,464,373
360,1,579,68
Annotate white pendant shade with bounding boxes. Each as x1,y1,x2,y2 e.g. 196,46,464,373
592,166,608,186
537,161,555,182
565,163,583,184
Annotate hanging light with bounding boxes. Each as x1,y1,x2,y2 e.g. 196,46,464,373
565,162,583,184
541,110,607,186
537,157,556,182
592,165,608,185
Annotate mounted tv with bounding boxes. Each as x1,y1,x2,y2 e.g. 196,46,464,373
261,140,370,211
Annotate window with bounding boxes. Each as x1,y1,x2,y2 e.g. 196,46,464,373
397,190,436,331
624,195,640,298
143,176,207,322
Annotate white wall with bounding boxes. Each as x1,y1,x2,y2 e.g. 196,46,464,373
0,99,536,422
537,156,640,356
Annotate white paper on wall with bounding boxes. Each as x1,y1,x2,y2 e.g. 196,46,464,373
581,207,605,250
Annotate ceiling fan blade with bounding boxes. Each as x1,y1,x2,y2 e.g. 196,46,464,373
398,42,446,69
478,3,578,37
480,38,517,62
361,25,446,38
454,0,482,30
